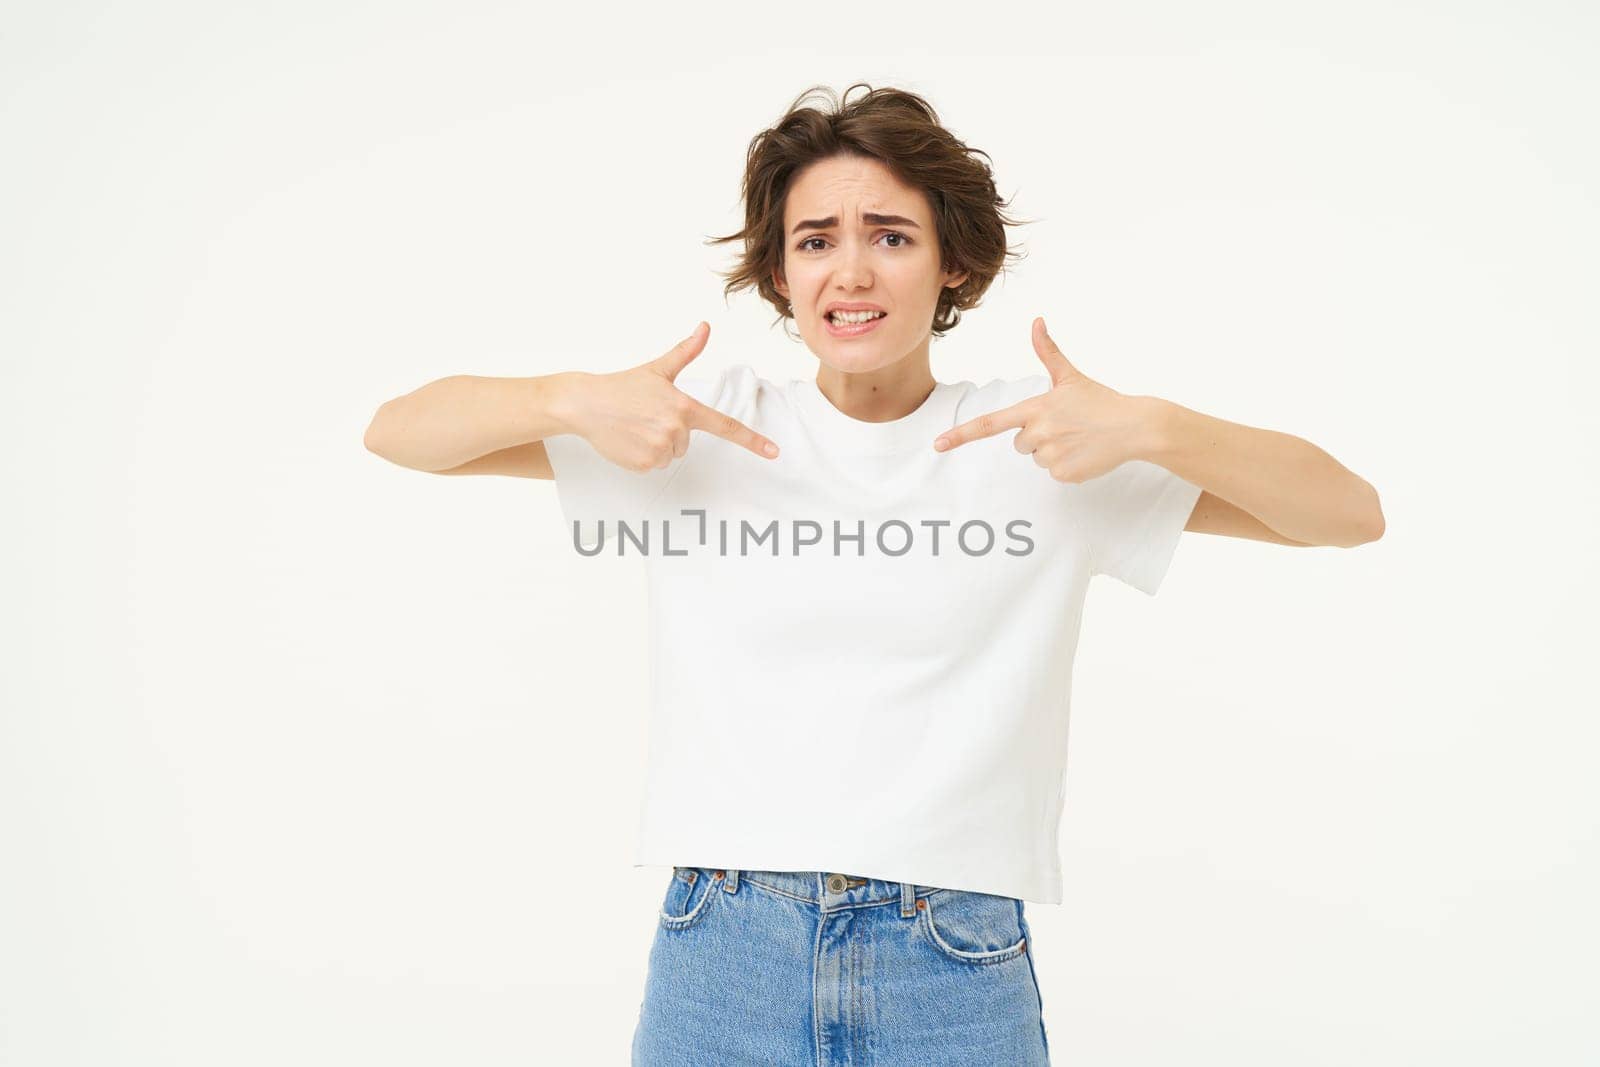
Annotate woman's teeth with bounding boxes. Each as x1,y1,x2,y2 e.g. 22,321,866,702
829,310,886,324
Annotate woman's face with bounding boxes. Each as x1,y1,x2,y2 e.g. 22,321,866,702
774,154,968,376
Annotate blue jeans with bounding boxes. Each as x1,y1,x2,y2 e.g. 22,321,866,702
632,867,1051,1066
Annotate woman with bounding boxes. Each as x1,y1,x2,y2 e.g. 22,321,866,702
364,83,1384,1066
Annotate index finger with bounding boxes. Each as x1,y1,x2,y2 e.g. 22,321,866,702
933,401,1030,452
684,396,780,459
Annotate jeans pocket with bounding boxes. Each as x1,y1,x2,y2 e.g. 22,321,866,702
919,888,1029,965
658,866,718,930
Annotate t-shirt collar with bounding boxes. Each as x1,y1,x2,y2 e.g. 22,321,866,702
789,377,961,456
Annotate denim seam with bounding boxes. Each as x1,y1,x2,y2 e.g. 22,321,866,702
811,901,825,1065
1018,907,1051,1058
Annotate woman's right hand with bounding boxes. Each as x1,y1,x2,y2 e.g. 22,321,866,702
559,322,780,471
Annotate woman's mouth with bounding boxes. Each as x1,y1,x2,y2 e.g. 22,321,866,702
823,310,888,338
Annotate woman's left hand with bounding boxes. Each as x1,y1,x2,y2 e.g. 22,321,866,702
933,317,1158,483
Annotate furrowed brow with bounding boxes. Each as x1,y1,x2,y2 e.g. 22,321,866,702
791,213,922,235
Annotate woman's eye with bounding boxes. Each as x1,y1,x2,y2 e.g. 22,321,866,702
798,232,912,252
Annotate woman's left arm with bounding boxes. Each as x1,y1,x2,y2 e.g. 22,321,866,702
932,318,1386,551
1132,395,1385,549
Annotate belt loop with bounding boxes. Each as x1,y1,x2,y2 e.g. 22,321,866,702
901,881,916,917
723,868,740,893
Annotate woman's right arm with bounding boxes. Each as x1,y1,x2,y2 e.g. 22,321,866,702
362,372,586,478
363,325,779,480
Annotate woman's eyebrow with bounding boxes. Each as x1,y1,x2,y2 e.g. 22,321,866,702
791,212,922,235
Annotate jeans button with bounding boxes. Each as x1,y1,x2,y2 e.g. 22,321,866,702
826,873,847,893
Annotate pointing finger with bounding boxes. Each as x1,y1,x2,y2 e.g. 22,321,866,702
684,395,780,459
932,400,1030,452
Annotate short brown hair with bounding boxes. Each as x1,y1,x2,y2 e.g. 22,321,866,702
706,82,1032,339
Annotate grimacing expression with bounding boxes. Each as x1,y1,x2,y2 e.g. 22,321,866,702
775,155,967,374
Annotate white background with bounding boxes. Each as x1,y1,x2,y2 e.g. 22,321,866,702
4,2,1595,1064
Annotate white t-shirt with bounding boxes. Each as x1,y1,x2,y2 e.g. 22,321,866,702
542,364,1202,904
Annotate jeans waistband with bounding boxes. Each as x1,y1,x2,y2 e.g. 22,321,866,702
703,868,943,916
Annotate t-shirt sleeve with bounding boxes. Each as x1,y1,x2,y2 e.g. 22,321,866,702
1077,458,1203,596
542,368,730,552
